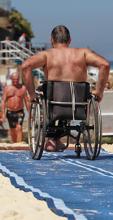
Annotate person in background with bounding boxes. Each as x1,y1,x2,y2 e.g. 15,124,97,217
1,72,30,143
18,33,26,47
21,25,110,151
5,36,10,42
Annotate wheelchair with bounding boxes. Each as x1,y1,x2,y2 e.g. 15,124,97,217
28,81,102,160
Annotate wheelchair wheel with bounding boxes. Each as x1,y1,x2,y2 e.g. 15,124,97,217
83,97,102,160
95,103,102,157
28,102,35,147
28,98,46,160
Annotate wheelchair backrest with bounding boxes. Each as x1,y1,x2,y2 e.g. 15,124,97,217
47,81,90,121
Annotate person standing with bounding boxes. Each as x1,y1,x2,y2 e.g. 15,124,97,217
18,33,26,47
1,72,30,143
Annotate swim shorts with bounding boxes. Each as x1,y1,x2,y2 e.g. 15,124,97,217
6,109,25,128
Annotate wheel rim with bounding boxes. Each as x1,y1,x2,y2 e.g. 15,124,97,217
84,98,99,160
28,103,41,154
32,103,40,153
33,99,46,159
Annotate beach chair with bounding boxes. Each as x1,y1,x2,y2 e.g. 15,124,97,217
28,81,102,160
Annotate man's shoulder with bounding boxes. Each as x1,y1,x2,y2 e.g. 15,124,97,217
5,85,13,90
76,47,93,56
67,47,88,55
21,84,28,93
76,47,89,52
66,47,89,53
19,84,26,90
44,47,90,56
3,85,14,95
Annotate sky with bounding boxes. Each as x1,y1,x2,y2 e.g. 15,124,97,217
11,0,113,61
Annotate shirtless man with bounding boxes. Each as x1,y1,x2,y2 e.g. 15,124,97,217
21,25,110,151
1,72,30,143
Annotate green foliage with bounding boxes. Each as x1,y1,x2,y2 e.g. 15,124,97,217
9,8,34,40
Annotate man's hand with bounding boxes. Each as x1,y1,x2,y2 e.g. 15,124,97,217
30,93,37,103
0,113,6,123
92,90,103,102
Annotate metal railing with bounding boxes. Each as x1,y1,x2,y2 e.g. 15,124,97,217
0,40,34,61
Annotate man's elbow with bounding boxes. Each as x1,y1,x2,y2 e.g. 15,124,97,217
100,61,110,77
21,62,28,72
103,61,110,73
21,61,31,78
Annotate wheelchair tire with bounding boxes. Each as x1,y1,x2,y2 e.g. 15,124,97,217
83,97,102,160
28,102,35,147
95,103,102,157
28,98,46,160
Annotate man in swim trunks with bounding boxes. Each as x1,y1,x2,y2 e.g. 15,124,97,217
1,72,30,143
21,25,110,151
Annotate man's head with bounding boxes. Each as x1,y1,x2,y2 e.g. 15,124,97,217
51,25,71,46
11,72,19,86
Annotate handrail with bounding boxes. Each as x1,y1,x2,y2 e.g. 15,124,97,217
11,41,34,56
0,40,35,61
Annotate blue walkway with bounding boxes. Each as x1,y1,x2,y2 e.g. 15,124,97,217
0,150,113,220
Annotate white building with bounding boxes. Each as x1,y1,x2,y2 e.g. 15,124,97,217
0,0,11,11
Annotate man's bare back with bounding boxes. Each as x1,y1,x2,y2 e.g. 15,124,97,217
22,26,109,102
44,47,87,82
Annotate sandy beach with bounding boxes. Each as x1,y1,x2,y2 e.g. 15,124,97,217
101,144,113,153
0,173,66,220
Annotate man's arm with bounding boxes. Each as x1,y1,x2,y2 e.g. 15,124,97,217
85,48,110,101
21,51,47,100
1,87,7,121
24,90,31,112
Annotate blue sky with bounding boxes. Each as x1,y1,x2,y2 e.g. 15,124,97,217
12,0,113,60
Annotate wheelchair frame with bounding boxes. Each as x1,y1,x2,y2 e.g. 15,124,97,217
28,81,102,160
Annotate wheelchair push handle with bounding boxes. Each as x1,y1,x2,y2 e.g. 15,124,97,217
91,93,100,102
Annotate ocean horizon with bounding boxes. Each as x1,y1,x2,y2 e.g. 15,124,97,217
109,61,113,71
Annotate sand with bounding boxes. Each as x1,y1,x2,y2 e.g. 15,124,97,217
0,173,66,220
101,144,113,153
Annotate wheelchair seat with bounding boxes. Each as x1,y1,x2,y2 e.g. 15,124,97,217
47,81,91,122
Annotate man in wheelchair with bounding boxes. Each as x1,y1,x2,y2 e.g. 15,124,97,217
22,25,109,153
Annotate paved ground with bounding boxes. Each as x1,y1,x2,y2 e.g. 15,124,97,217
0,149,113,220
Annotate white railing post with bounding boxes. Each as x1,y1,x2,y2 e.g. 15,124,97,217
0,40,35,62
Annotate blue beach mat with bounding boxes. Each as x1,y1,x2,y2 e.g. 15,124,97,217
0,150,113,220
